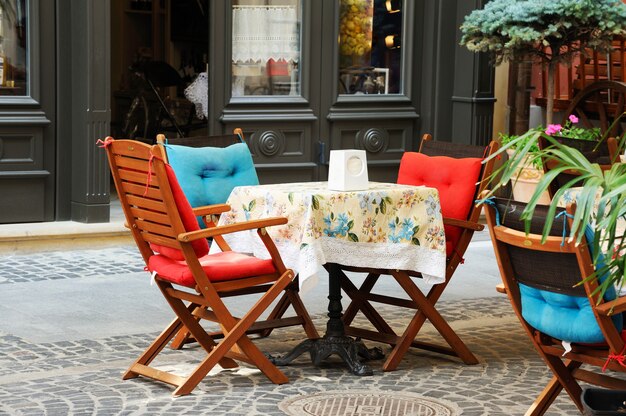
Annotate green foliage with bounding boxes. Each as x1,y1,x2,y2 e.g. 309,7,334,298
460,0,626,65
499,131,542,169
485,115,626,297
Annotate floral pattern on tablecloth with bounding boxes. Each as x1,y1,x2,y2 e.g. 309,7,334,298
216,182,447,285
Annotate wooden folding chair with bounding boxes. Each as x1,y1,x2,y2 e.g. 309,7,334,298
538,135,619,198
103,137,317,396
156,127,245,151
155,129,317,347
484,197,626,415
338,134,499,371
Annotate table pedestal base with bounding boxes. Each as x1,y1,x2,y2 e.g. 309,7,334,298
270,335,383,376
269,263,384,376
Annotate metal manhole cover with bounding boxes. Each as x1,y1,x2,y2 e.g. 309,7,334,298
279,390,459,416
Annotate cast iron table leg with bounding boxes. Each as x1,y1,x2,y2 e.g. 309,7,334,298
270,263,383,376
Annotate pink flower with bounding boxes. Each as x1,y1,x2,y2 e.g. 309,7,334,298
545,124,562,135
568,114,579,124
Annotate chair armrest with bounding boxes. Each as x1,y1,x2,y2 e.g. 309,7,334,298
495,283,507,294
595,296,626,316
178,217,288,242
443,217,484,231
192,204,231,217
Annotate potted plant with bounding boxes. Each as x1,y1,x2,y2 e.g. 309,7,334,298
460,0,626,125
484,118,626,296
499,113,603,203
499,131,550,204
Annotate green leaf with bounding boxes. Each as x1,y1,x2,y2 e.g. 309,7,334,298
348,233,359,242
248,200,256,211
288,193,294,204
380,199,387,214
411,238,420,246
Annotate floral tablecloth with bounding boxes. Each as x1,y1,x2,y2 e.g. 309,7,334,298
213,182,447,287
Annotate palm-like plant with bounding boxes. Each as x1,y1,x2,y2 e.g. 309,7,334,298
484,121,626,298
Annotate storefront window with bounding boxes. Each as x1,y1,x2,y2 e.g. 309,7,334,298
338,0,402,95
231,0,301,97
0,0,27,96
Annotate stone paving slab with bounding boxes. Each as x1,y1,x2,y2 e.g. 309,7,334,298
0,297,597,415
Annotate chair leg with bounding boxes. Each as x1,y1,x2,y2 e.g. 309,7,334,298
342,273,377,325
123,314,186,380
525,375,563,416
524,359,583,415
285,288,320,339
160,285,239,370
257,290,291,338
174,273,293,395
340,272,396,337
259,276,319,339
170,305,204,350
386,271,478,370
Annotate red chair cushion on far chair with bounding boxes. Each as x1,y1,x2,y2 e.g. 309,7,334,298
150,164,209,260
397,152,483,255
148,251,277,287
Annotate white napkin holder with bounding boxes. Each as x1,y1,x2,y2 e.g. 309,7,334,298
327,149,369,191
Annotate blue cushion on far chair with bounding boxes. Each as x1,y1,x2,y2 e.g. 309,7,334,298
164,143,259,222
520,227,623,344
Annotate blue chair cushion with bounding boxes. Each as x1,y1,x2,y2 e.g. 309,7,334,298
520,227,623,344
164,143,259,223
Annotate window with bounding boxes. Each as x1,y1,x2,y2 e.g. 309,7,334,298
338,0,402,95
231,0,302,97
0,0,27,96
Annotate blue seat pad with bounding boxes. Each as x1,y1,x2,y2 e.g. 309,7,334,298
520,227,622,344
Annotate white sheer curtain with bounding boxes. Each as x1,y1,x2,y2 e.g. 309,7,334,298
232,5,299,63
184,72,209,119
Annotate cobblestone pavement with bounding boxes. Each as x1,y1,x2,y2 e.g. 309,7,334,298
0,247,144,284
0,244,607,415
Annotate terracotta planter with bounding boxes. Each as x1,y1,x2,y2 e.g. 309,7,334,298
506,149,551,204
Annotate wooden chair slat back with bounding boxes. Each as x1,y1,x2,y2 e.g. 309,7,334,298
105,139,187,262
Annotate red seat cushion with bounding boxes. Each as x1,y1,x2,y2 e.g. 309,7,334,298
148,251,277,287
397,152,483,256
150,164,209,260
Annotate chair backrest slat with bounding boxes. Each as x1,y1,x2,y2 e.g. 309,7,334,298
125,194,167,213
106,139,187,262
120,181,162,200
135,218,178,239
113,153,153,171
117,169,160,188
142,232,180,248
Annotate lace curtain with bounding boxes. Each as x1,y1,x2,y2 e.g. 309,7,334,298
232,5,299,63
184,72,208,119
